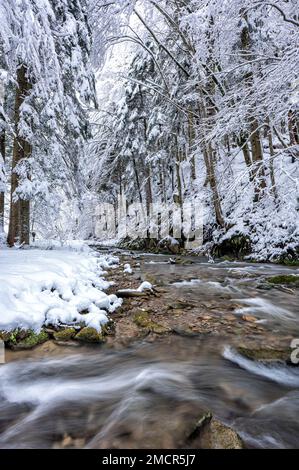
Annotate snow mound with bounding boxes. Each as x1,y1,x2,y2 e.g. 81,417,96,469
0,248,122,333
123,263,133,274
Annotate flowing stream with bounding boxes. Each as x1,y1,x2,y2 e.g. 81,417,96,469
0,249,298,449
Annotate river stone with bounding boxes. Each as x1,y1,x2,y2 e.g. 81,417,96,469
133,310,169,334
237,346,290,362
266,274,299,286
11,329,49,350
242,315,257,322
115,289,148,298
199,419,243,449
53,328,76,342
75,327,104,343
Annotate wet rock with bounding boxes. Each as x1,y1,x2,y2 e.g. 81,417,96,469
213,234,251,260
133,310,169,334
266,274,299,286
75,327,104,343
157,237,181,254
199,419,243,449
142,273,157,285
53,328,76,342
115,289,148,298
168,300,197,310
237,346,290,363
242,315,257,323
187,411,212,441
172,327,199,338
10,329,49,350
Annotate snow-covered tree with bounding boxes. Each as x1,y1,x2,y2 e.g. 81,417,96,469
0,0,96,245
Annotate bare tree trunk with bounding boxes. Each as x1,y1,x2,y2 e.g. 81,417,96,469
7,65,32,247
19,190,30,245
238,133,253,180
132,156,143,205
250,117,266,202
288,110,299,163
241,11,266,203
174,133,183,207
188,109,196,180
199,95,225,228
288,110,299,145
206,143,225,227
0,128,5,232
267,119,278,200
145,163,153,215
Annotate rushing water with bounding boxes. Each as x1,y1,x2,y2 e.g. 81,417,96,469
0,250,298,449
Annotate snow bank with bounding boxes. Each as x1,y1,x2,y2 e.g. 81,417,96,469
0,248,122,333
32,239,91,252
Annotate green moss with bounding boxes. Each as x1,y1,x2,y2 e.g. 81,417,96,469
14,330,49,350
237,347,290,362
267,274,299,286
0,330,12,342
222,255,235,262
133,311,168,334
53,328,76,342
75,327,104,343
101,321,115,336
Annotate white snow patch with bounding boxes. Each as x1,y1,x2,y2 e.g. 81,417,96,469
137,281,153,292
0,248,122,333
123,263,133,274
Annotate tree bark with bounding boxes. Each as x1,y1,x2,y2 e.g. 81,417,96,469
241,12,266,203
7,65,32,247
0,129,5,232
288,110,299,163
250,118,266,202
199,93,225,228
266,119,278,200
188,109,196,181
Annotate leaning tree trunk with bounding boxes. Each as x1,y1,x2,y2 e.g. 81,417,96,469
7,65,32,247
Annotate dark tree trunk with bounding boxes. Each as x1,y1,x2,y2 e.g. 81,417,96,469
0,127,5,232
7,65,32,247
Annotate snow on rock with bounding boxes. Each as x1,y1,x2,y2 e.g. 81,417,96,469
0,248,122,333
123,263,133,274
137,281,153,292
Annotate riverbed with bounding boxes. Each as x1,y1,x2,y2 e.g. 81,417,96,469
1,248,298,449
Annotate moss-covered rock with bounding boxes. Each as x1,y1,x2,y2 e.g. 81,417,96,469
0,330,12,342
237,346,290,362
53,328,76,342
101,320,115,336
157,237,181,254
75,327,104,343
213,234,251,260
133,310,169,334
266,274,299,286
12,330,49,350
